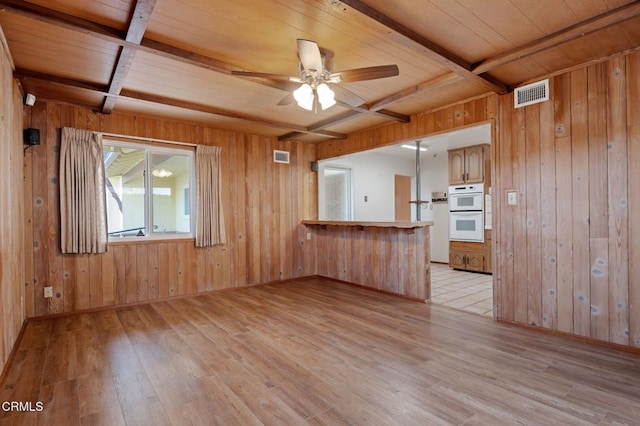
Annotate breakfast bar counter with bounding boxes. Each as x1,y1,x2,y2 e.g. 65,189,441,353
302,221,433,301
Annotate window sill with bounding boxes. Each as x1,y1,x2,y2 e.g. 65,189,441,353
107,236,194,246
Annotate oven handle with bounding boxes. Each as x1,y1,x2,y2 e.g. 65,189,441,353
450,210,482,214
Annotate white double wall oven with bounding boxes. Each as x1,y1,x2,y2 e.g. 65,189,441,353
449,183,484,242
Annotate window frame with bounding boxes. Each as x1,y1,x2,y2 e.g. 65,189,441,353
103,138,196,242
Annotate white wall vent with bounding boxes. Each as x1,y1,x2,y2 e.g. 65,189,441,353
273,150,290,164
514,79,549,108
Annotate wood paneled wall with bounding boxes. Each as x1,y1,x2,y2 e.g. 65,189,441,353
494,51,640,347
0,38,25,374
22,103,318,318
317,96,498,160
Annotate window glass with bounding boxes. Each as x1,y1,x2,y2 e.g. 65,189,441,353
151,153,191,235
103,141,194,240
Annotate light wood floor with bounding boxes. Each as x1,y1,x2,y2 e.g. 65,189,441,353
2,277,640,425
431,263,493,317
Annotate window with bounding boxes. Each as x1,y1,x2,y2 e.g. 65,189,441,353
103,140,195,239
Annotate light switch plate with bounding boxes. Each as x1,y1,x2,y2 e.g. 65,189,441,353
507,190,518,206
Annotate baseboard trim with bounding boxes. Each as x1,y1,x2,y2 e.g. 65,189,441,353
497,318,640,355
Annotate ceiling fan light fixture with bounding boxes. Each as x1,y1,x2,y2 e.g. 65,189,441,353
152,168,173,178
317,83,336,110
293,83,314,110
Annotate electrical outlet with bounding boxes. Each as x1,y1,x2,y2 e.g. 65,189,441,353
306,232,312,240
44,286,53,298
507,190,518,206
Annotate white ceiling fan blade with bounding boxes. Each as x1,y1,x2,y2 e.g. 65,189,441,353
231,71,292,80
297,39,323,73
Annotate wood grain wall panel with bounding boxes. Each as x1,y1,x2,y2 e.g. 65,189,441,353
135,245,148,302
23,110,35,320
0,45,25,375
554,73,574,334
495,50,639,349
539,95,557,330
588,63,610,341
124,245,137,304
570,68,591,337
629,123,640,346
31,102,50,316
76,255,90,310
112,244,126,305
588,63,610,239
147,244,159,300
308,225,430,301
23,102,317,317
629,52,640,347
45,103,63,315
606,57,629,346
525,105,542,327
157,243,170,298
496,96,514,322
101,247,115,306
510,106,528,324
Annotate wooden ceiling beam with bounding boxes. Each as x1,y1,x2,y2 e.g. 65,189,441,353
14,68,346,139
278,110,362,141
335,101,410,123
369,72,464,111
101,0,158,113
473,1,640,75
339,0,509,94
14,68,107,93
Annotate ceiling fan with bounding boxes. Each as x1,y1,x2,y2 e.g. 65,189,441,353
232,39,399,113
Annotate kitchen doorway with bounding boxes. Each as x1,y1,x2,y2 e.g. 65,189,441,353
317,123,494,318
321,166,353,221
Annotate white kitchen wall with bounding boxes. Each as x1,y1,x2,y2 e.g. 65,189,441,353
319,149,448,262
415,153,450,263
319,151,415,221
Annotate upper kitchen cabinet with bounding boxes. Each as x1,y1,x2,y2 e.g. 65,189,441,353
448,144,487,185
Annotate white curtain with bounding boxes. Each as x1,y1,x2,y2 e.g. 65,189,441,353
59,127,108,253
195,145,226,247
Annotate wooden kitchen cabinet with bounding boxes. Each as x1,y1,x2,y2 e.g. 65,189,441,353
449,240,487,273
449,251,467,269
448,144,487,185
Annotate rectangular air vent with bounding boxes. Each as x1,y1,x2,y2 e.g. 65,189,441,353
273,150,290,164
514,79,549,108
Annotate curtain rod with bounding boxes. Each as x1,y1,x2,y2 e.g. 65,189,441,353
97,131,197,147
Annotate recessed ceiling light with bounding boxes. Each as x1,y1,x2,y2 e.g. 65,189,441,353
401,144,427,151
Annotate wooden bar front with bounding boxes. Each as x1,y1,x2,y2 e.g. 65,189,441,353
302,221,433,301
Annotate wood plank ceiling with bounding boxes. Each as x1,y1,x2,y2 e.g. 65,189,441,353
1,0,639,142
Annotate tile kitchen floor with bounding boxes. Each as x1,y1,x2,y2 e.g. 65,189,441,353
430,262,493,317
